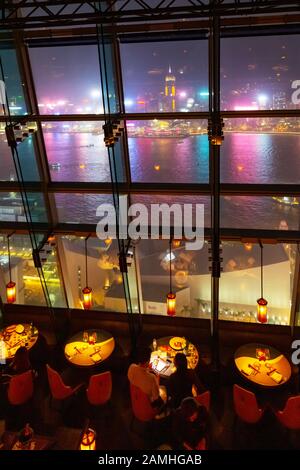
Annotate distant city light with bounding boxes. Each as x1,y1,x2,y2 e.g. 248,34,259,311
199,91,209,97
234,105,259,111
90,89,101,98
179,91,187,98
258,94,268,106
124,98,134,107
187,98,194,104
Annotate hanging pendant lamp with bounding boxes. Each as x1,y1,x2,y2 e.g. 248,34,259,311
6,233,16,304
257,241,268,324
166,239,176,316
82,235,92,309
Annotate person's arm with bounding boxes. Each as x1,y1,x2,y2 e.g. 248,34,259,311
190,370,205,395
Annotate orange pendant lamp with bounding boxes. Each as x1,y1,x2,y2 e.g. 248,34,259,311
6,234,16,304
80,428,96,450
166,239,176,316
257,242,268,324
82,234,93,309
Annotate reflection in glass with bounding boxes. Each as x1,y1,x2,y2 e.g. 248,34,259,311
60,236,126,312
138,239,210,318
0,48,27,115
0,234,66,307
219,242,294,325
0,192,47,223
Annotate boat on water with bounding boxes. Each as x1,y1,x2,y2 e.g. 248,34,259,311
49,162,61,169
272,196,299,206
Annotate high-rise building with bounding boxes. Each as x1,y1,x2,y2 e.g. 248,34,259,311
273,91,287,110
164,65,176,111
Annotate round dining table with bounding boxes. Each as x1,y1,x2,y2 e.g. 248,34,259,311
0,323,39,361
150,336,199,379
64,329,115,367
234,343,292,388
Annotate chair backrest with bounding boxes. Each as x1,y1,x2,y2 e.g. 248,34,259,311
233,384,263,424
278,396,300,430
195,437,207,450
8,370,34,405
130,383,156,422
86,371,112,406
46,364,74,400
195,391,211,412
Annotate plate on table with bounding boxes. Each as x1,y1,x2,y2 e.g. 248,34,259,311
15,324,25,335
169,337,187,351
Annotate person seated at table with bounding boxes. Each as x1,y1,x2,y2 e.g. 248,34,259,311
127,346,165,410
1,347,35,384
167,353,205,409
171,397,208,450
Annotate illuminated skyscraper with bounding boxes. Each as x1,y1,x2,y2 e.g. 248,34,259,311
273,91,287,110
164,65,176,111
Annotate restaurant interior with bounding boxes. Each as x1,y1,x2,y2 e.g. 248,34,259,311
1,0,300,452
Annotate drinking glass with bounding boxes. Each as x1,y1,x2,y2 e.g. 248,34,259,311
92,332,97,344
83,331,88,343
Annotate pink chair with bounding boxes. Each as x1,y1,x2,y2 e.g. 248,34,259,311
233,384,264,424
195,391,211,412
86,372,112,406
46,364,83,402
7,370,34,405
130,383,156,422
275,396,300,430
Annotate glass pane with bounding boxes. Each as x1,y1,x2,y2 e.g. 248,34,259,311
39,235,67,308
138,239,210,318
0,126,40,182
54,193,114,224
0,48,27,115
0,192,47,223
128,120,208,183
59,236,126,312
221,35,300,111
131,194,211,228
0,234,46,306
42,121,112,182
219,241,294,325
222,118,300,184
121,40,208,112
29,45,103,115
221,196,300,231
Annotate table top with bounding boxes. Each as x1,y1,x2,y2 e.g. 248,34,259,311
64,329,115,367
234,343,292,388
150,336,199,378
0,431,55,451
0,324,39,361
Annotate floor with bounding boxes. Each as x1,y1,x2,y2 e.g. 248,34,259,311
1,342,300,451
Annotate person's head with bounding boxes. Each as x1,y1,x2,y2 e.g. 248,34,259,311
12,346,31,372
180,397,208,423
174,353,188,373
136,346,152,365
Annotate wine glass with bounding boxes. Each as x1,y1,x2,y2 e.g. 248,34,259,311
83,331,88,343
92,331,97,344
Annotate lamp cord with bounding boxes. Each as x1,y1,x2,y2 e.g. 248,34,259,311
7,236,11,283
169,239,172,294
85,235,90,287
260,241,263,299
